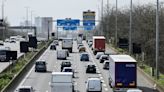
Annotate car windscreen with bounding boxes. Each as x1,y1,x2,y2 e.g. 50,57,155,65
0,50,6,55
19,88,31,92
36,62,45,65
64,69,72,72
102,56,108,59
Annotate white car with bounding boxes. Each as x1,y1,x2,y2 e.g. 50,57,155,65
86,78,102,92
96,52,104,59
127,89,143,92
16,86,35,92
0,40,4,45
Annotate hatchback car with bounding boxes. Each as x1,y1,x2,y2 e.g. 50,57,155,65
79,46,86,52
35,60,47,72
61,61,72,72
16,86,34,92
86,64,96,73
96,52,104,59
50,44,56,50
77,44,83,49
99,55,109,63
62,67,75,77
103,60,109,69
80,53,89,61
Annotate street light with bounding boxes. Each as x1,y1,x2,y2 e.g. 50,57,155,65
129,0,132,54
1,0,6,41
101,0,104,36
115,0,118,46
155,0,159,79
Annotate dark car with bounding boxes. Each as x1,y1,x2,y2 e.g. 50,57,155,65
50,44,56,50
79,46,86,52
77,44,83,49
80,53,89,61
61,61,72,72
86,64,96,73
35,60,47,72
99,55,109,63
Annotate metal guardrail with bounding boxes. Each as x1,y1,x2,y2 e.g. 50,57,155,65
1,41,52,92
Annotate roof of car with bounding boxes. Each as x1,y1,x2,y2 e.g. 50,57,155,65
88,78,101,81
52,72,73,75
18,86,33,89
36,60,46,62
63,67,72,69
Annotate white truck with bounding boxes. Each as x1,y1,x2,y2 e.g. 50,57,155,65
62,38,73,53
50,72,74,92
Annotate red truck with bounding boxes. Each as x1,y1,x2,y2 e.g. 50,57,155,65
92,36,106,55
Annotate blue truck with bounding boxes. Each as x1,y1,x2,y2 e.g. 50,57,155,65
108,55,137,92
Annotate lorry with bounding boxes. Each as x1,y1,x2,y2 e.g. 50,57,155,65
50,72,74,92
62,38,73,52
92,36,106,55
108,55,137,92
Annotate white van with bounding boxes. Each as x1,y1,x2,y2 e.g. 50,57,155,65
57,50,67,60
86,78,102,92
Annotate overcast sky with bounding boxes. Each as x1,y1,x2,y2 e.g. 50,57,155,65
2,0,157,26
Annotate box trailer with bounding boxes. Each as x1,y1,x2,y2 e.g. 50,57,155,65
108,55,137,91
62,38,73,52
92,36,106,55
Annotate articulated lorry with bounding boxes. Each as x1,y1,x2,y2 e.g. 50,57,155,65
50,72,74,92
92,36,106,55
108,55,137,92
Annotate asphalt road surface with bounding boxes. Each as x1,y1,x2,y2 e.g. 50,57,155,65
15,41,157,92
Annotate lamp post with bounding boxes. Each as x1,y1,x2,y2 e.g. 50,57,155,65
2,0,6,41
129,0,132,54
156,0,159,79
101,0,104,36
115,0,118,46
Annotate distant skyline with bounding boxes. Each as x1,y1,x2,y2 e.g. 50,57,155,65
2,0,158,25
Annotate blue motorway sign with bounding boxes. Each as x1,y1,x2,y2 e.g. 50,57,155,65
63,26,77,30
57,19,80,26
83,20,95,26
84,26,94,31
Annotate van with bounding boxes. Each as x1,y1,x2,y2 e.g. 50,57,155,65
86,78,102,92
57,50,67,60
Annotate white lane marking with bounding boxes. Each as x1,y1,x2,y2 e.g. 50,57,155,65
103,84,107,87
46,90,48,92
100,77,103,79
74,82,77,85
104,88,108,91
18,65,35,87
97,71,100,73
98,74,102,76
101,80,105,83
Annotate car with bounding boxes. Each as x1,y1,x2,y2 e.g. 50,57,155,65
103,60,109,69
88,42,92,48
35,60,47,72
61,61,72,72
96,52,104,59
62,67,75,77
127,89,143,92
79,46,86,52
99,55,109,63
77,44,83,49
53,40,59,45
86,64,96,73
5,39,10,43
0,40,4,45
10,40,16,43
50,44,56,50
86,78,102,92
16,86,35,92
64,49,69,57
80,53,89,61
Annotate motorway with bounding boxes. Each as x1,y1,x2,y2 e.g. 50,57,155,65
0,41,23,73
15,41,157,92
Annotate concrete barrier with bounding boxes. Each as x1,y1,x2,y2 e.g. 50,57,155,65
1,41,52,92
